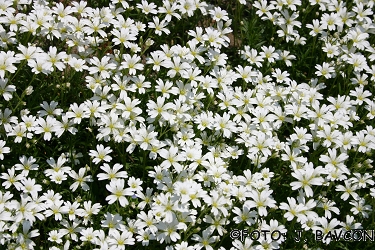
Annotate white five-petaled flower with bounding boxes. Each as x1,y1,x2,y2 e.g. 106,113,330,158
148,16,170,36
146,96,175,121
312,217,341,244
0,78,15,101
97,163,128,181
0,51,18,78
0,140,10,160
158,145,186,173
34,116,59,141
315,62,335,79
107,228,135,249
89,144,113,164
290,163,325,197
66,103,89,124
69,167,93,191
106,179,133,207
88,56,116,79
245,189,276,216
121,54,144,75
280,197,306,222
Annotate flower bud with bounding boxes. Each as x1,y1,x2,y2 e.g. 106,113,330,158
25,86,34,95
145,38,154,47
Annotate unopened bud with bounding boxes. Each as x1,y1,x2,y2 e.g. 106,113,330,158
145,38,154,47
25,86,34,95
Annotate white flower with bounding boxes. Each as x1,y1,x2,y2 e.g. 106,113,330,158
98,112,124,137
137,210,158,234
370,188,375,198
245,189,276,216
322,42,339,58
136,0,158,15
340,215,362,232
111,27,137,47
45,155,70,178
0,140,10,160
279,197,306,222
272,68,291,83
192,228,218,250
54,114,78,137
203,27,225,48
213,112,237,138
335,180,359,201
0,51,17,78
158,145,186,173
21,178,42,196
260,45,279,63
48,230,64,244
14,155,38,176
65,103,89,124
146,96,175,122
67,56,88,72
44,199,65,221
0,78,15,100
291,163,324,197
312,217,341,244
106,179,133,207
319,148,348,170
82,17,107,38
178,0,197,17
232,205,257,225
107,228,135,249
61,201,79,221
89,144,113,164
97,163,128,181
320,12,342,31
253,0,274,17
353,2,373,23
38,101,63,117
248,131,273,158
209,7,229,22
156,217,182,244
163,56,190,78
76,201,102,225
69,167,93,191
261,219,288,244
34,116,59,141
43,46,67,71
15,44,43,62
27,57,50,75
158,0,181,21
281,145,307,169
315,62,335,79
352,130,375,152
88,56,116,79
152,193,180,223
204,214,228,236
317,199,340,219
80,227,99,244
316,125,341,148
120,54,143,75
148,16,170,36
1,166,24,190
203,190,230,217
347,53,369,72
59,219,82,242
349,172,375,188
100,213,123,238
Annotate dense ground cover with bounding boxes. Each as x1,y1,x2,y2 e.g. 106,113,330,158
0,0,375,249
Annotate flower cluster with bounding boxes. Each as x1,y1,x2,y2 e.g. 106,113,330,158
0,0,374,249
